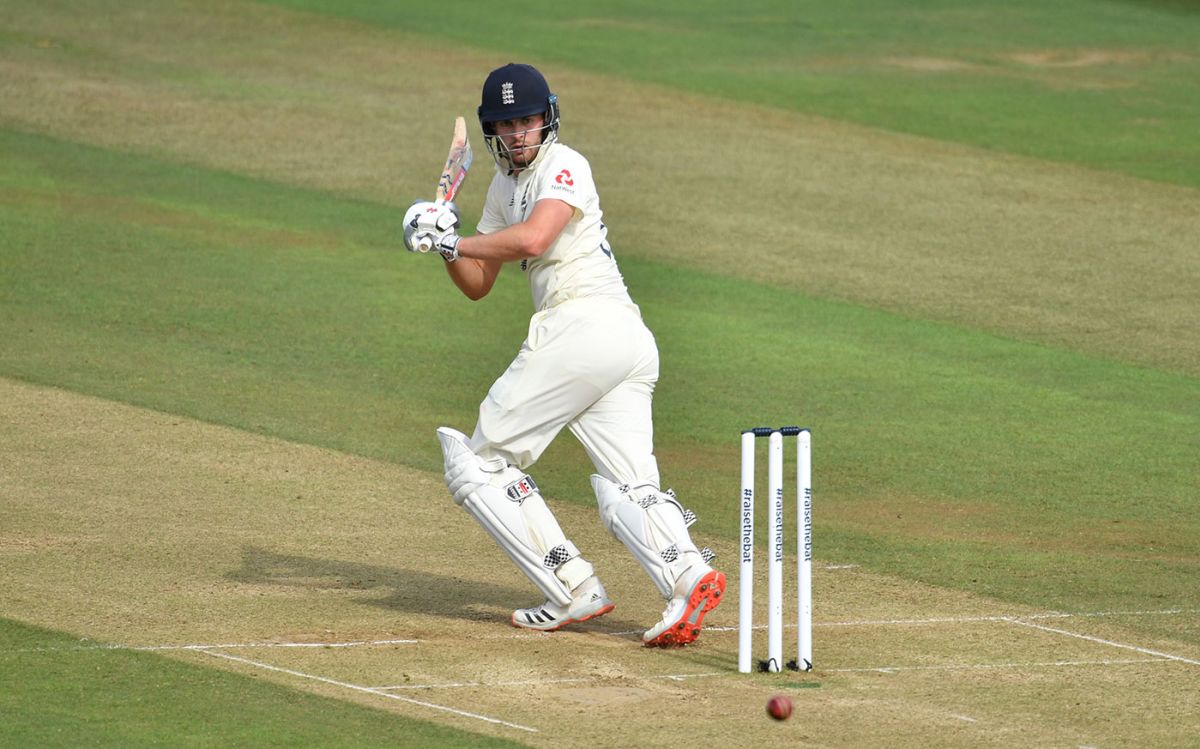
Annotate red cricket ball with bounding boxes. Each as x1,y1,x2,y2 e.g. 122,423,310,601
766,694,793,721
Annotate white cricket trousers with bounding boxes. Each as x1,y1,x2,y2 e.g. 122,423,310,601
469,296,661,487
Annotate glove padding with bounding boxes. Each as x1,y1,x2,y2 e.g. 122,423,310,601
403,200,460,254
427,231,460,262
406,227,461,261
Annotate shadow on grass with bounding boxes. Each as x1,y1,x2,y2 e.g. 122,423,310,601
226,546,645,635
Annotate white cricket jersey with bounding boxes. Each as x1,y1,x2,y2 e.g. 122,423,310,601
476,142,631,312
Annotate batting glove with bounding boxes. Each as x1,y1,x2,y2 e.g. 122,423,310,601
433,231,461,262
403,200,460,253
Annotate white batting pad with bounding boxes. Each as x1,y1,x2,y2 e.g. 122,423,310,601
437,427,593,606
591,474,707,599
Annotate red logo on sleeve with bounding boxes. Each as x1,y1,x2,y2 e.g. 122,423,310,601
555,169,574,186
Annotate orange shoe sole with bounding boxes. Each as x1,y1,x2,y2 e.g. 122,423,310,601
644,570,725,648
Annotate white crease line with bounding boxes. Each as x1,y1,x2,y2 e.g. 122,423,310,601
375,671,725,691
703,608,1195,633
198,649,537,733
10,639,420,653
828,657,1163,674
822,608,1196,627
1006,618,1200,667
11,607,1197,653
166,639,419,651
1060,608,1193,618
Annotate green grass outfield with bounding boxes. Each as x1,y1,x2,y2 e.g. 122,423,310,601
0,619,527,749
265,0,1200,189
2,0,1198,745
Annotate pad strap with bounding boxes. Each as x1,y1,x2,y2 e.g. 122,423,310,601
592,475,707,599
437,427,593,606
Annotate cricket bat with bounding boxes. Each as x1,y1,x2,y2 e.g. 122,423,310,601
416,116,473,252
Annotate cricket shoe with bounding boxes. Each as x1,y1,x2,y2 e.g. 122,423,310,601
511,577,614,632
642,565,725,647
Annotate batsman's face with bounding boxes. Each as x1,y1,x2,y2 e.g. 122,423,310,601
494,114,545,168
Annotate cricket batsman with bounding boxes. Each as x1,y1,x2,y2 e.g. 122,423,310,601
403,63,724,646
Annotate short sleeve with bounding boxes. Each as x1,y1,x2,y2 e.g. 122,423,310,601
532,148,594,217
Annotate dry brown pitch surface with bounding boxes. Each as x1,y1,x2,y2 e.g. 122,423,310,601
3,2,1199,745
3,377,1198,747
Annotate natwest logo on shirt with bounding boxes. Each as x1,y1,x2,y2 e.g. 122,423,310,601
554,169,574,187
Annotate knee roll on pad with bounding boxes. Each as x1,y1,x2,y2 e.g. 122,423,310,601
436,427,594,606
437,427,505,506
591,474,708,599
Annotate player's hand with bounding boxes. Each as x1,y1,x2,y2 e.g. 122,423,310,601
430,230,461,262
406,227,461,261
403,200,460,253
